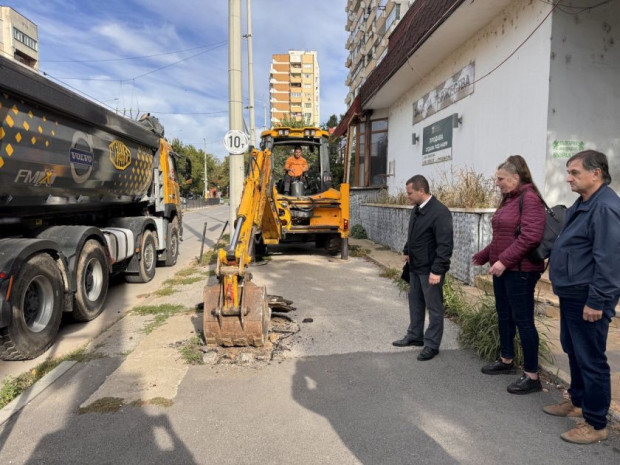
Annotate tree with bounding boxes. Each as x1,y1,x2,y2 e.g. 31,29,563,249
171,138,225,198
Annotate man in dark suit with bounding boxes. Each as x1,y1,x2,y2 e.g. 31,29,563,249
393,175,453,361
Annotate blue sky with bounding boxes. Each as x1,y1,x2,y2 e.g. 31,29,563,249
3,0,349,159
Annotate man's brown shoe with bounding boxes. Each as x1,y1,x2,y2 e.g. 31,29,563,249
560,422,608,444
542,399,583,417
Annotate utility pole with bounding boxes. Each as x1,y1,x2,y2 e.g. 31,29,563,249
245,0,256,146
203,138,208,199
228,0,244,234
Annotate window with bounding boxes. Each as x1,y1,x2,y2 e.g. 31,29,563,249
13,27,38,51
349,118,388,187
303,63,312,68
304,103,312,108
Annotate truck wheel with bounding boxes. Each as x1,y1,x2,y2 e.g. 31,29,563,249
326,234,341,256
163,218,180,267
73,240,109,321
0,254,63,361
125,230,157,283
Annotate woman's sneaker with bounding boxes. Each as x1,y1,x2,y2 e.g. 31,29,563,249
507,373,542,394
481,359,517,375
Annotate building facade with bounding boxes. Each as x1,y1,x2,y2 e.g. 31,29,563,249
269,50,320,127
336,0,620,207
0,6,38,70
344,0,410,108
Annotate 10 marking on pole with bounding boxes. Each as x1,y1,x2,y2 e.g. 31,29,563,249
224,130,249,154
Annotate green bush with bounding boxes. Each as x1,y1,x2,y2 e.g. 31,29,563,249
350,224,368,239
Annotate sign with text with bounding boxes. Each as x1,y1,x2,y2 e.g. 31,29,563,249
413,63,474,124
224,130,249,154
552,140,584,159
422,116,453,166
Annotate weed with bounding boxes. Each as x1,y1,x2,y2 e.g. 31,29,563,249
131,397,174,408
350,224,368,239
132,304,187,316
132,304,189,334
371,167,498,208
380,267,400,280
176,267,200,277
432,166,498,208
179,335,205,365
78,397,124,414
349,245,370,258
0,346,102,409
155,287,176,297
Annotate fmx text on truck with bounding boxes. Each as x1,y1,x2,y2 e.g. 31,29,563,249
0,56,190,360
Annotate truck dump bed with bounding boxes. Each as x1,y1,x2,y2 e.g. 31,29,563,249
0,56,161,217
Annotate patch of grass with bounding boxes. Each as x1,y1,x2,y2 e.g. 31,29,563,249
132,304,187,316
175,266,200,277
380,267,400,280
0,346,102,409
130,397,174,408
349,245,370,258
155,287,176,297
78,397,124,414
443,277,554,366
179,335,205,365
132,304,189,334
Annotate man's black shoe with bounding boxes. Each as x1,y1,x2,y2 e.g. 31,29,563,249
507,373,542,395
417,347,439,361
481,359,516,375
392,337,423,347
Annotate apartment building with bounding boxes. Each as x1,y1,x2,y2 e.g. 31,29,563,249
269,50,320,127
0,6,38,70
344,0,409,108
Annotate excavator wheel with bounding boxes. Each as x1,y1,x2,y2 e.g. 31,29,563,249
203,281,271,347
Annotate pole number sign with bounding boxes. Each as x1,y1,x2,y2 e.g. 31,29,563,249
224,130,249,154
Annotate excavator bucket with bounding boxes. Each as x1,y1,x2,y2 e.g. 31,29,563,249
203,280,271,347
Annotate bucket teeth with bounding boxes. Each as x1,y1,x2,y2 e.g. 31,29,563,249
203,281,270,347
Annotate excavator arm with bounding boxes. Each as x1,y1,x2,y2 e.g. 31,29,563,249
203,147,278,346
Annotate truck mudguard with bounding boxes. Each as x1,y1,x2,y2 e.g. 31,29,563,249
0,238,64,328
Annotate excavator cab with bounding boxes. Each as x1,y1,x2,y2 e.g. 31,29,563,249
203,126,349,347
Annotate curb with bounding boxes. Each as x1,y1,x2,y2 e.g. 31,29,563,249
0,361,77,426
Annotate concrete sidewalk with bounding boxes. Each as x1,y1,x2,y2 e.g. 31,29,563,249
349,237,620,422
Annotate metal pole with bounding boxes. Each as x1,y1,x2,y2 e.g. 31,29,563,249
199,222,208,264
203,139,208,199
246,0,256,146
229,0,244,236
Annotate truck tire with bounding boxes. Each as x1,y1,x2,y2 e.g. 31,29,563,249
0,254,63,360
125,230,157,283
326,234,341,256
162,217,180,267
73,240,109,321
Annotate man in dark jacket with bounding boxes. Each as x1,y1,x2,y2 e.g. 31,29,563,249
393,175,453,361
544,150,620,444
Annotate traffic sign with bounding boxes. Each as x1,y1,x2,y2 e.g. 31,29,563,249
224,130,249,154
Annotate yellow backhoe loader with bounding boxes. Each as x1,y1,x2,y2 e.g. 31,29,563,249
204,127,349,346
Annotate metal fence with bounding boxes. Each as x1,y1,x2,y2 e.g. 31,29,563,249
182,197,224,210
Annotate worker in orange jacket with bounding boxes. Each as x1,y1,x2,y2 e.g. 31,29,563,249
283,145,309,195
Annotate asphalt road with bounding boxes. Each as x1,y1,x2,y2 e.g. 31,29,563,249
1,205,619,464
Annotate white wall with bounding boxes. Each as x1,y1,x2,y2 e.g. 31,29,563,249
545,0,620,206
387,0,553,194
